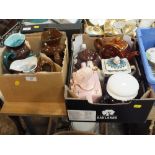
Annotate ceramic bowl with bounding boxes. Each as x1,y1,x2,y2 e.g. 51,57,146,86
4,33,25,47
106,72,139,101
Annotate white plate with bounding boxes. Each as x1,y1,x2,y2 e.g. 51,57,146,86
146,47,155,65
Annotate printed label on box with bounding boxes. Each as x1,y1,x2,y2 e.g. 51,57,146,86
25,76,37,82
23,27,31,31
68,110,96,121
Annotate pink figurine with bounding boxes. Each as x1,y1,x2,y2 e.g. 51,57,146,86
70,62,102,104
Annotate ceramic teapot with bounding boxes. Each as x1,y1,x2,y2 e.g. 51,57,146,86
41,28,62,45
70,62,102,104
3,33,31,71
74,44,101,70
94,36,138,61
41,28,65,66
41,43,65,66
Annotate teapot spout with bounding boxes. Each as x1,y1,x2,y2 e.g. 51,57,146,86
125,51,139,61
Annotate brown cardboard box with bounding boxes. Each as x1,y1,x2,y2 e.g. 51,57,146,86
0,32,68,103
65,34,154,123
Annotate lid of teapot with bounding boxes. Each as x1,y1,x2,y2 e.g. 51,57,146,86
106,72,139,101
4,33,25,47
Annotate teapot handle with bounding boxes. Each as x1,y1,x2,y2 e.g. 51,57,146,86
125,51,139,61
130,65,136,75
94,38,103,50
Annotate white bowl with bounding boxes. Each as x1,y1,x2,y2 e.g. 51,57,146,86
107,72,139,101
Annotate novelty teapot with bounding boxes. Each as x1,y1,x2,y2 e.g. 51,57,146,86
94,36,138,61
70,62,102,103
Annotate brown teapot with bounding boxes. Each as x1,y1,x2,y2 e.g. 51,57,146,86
41,28,62,45
74,49,101,70
94,37,138,61
41,43,65,66
41,28,65,66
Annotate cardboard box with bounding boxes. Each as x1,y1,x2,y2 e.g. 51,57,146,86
65,34,155,123
0,32,68,103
